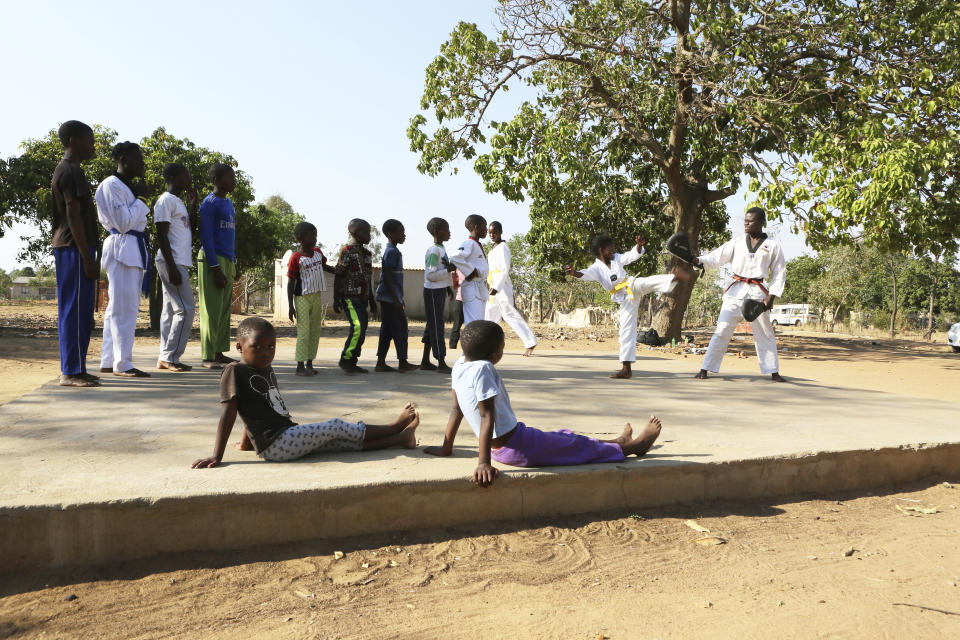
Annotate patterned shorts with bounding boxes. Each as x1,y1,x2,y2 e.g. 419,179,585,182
259,419,366,462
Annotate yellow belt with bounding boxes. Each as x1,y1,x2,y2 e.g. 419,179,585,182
487,268,503,287
610,277,635,300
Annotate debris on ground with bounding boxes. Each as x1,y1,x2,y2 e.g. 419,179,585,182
695,536,727,546
684,519,710,533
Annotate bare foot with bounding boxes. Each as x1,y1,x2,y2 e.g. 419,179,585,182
771,372,786,382
523,346,536,357
617,422,634,445
420,361,438,371
79,372,101,382
399,412,421,448
234,440,254,451
295,368,311,377
390,403,418,429
158,361,191,372
375,362,397,373
202,360,223,370
609,367,632,379
626,416,662,457
99,367,113,373
694,370,708,379
59,374,97,387
214,353,236,364
398,361,419,372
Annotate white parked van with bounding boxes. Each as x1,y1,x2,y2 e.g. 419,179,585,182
770,304,818,327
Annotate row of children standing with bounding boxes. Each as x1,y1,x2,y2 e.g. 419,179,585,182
287,213,538,379
50,120,239,387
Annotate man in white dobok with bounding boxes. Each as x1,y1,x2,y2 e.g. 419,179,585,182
693,207,787,382
484,221,537,356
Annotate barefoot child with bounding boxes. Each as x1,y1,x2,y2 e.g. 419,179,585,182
448,214,489,325
485,221,537,356
155,163,198,372
287,221,336,376
425,320,663,487
334,219,377,374
565,233,690,379
198,163,239,369
375,219,418,372
421,217,456,373
191,317,419,467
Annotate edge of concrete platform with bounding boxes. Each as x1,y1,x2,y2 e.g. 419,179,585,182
3,442,958,575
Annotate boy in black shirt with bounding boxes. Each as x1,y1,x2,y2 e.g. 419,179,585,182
191,317,419,467
51,120,100,388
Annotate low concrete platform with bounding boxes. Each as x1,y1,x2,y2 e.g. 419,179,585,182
1,344,958,574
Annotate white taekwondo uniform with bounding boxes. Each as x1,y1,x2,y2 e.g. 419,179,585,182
698,234,786,374
484,241,537,349
96,175,150,372
449,236,489,325
578,245,677,362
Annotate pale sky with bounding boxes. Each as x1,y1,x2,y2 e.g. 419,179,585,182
0,0,809,272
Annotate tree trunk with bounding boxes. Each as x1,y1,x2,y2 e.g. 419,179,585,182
651,192,703,339
925,255,939,340
889,270,898,337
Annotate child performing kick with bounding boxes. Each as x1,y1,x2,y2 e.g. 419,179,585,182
565,233,690,379
691,207,786,382
448,214,489,325
287,221,335,376
485,221,537,356
191,317,419,467
425,321,663,487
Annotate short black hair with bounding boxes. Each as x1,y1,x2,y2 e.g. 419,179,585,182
57,120,93,147
237,317,275,342
745,206,766,218
489,221,503,233
590,233,615,257
426,217,448,235
465,214,487,231
111,141,141,162
294,221,317,242
460,320,505,361
382,218,403,235
208,163,234,182
162,162,188,183
348,218,370,237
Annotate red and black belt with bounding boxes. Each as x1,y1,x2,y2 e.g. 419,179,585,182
725,274,768,294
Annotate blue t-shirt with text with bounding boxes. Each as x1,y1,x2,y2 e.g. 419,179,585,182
199,194,236,264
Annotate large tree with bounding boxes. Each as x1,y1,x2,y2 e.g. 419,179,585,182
409,0,960,338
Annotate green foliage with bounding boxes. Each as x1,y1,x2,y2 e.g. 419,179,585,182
686,272,724,327
781,255,825,304
409,0,960,334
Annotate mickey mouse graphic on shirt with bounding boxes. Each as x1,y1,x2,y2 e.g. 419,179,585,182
248,370,290,417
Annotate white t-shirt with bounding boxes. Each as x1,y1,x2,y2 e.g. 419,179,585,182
153,192,193,267
451,356,518,438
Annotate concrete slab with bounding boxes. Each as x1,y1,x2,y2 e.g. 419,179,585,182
1,344,958,574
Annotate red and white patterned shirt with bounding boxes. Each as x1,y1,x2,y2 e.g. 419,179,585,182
287,248,327,295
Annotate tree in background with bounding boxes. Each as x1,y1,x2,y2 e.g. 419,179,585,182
236,195,304,313
409,0,955,339
781,255,825,305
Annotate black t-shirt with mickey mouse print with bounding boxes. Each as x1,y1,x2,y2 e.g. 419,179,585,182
219,362,296,452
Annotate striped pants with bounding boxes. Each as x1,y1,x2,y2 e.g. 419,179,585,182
339,298,368,365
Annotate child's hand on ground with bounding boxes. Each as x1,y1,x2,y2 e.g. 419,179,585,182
191,456,221,469
424,445,452,457
473,463,499,487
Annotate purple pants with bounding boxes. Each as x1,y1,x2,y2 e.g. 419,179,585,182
491,422,625,467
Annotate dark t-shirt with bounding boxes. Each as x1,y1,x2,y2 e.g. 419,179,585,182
375,243,404,303
51,158,98,251
219,362,296,452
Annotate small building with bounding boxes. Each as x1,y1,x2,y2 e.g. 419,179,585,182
9,277,56,300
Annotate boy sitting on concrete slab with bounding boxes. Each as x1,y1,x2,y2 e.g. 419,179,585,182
191,317,419,467
424,320,663,487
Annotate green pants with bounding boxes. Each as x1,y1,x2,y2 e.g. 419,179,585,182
294,292,324,362
198,251,236,361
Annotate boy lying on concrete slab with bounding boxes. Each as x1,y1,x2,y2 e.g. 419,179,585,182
191,317,419,468
425,320,662,487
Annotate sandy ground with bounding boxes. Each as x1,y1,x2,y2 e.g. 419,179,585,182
2,301,960,638
1,483,958,639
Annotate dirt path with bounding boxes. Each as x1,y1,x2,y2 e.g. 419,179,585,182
2,483,958,639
